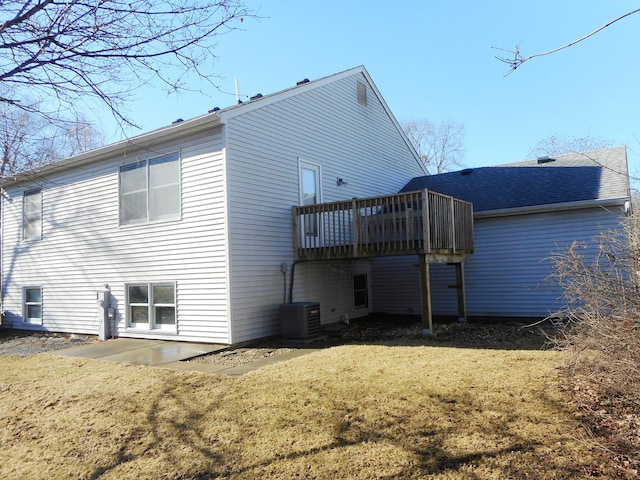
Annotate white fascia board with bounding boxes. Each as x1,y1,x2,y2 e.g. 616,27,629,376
474,197,630,219
217,66,368,122
358,68,426,175
0,113,223,188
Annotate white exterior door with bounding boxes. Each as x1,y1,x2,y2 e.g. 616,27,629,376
299,160,322,247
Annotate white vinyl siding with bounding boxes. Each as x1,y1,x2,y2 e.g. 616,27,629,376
292,260,373,325
1,67,425,344
372,256,422,315
1,129,230,342
372,207,626,319
224,71,424,342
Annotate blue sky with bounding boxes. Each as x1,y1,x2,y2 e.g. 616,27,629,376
101,1,640,178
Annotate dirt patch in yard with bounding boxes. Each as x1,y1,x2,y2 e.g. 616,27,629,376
188,316,555,368
0,329,96,356
0,317,554,366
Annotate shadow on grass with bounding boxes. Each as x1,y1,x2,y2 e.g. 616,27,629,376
79,338,591,479
87,378,225,479
196,384,575,479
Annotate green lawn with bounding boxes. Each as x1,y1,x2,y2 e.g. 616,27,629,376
0,345,614,479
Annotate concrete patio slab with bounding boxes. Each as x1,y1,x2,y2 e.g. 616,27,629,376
54,338,225,366
53,338,322,376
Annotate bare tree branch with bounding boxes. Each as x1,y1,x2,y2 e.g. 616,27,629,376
402,119,465,174
529,133,613,159
0,1,254,128
528,133,637,190
495,8,640,73
0,97,103,176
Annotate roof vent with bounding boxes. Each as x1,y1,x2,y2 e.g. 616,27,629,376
461,168,473,176
208,107,221,113
537,156,555,164
357,81,367,106
297,78,310,86
250,93,263,101
172,118,183,124
237,99,243,104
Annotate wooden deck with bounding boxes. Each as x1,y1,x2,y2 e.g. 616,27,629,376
293,189,474,262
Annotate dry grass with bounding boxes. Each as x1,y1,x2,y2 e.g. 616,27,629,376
0,345,614,479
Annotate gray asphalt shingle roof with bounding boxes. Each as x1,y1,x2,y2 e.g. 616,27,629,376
400,147,630,213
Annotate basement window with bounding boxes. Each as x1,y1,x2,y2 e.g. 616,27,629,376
23,286,42,324
126,283,176,332
119,152,181,226
22,190,42,241
353,274,369,309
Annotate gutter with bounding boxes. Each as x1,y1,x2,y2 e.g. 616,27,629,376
0,113,224,189
474,197,630,219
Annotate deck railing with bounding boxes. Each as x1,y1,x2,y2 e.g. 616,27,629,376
293,189,474,261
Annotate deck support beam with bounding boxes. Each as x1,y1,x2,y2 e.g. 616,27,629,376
419,254,433,335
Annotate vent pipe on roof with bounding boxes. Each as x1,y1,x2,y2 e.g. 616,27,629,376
537,156,555,164
235,78,241,104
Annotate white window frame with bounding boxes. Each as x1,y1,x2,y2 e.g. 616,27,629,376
125,282,177,332
23,286,43,324
119,151,181,226
298,159,323,246
22,189,42,241
353,274,369,310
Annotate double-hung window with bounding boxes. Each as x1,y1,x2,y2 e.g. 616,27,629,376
127,283,176,331
23,287,42,324
22,190,42,241
119,152,180,225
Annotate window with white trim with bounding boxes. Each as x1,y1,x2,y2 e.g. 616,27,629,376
23,286,42,324
126,283,176,331
119,152,181,225
353,274,369,309
22,190,42,241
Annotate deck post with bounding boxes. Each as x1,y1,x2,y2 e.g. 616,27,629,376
450,196,456,252
419,253,433,335
421,189,430,253
454,262,467,323
352,198,359,258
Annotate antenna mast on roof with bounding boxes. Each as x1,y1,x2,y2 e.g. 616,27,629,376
235,78,241,104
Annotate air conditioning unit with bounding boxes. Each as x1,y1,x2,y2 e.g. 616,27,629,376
280,302,321,340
